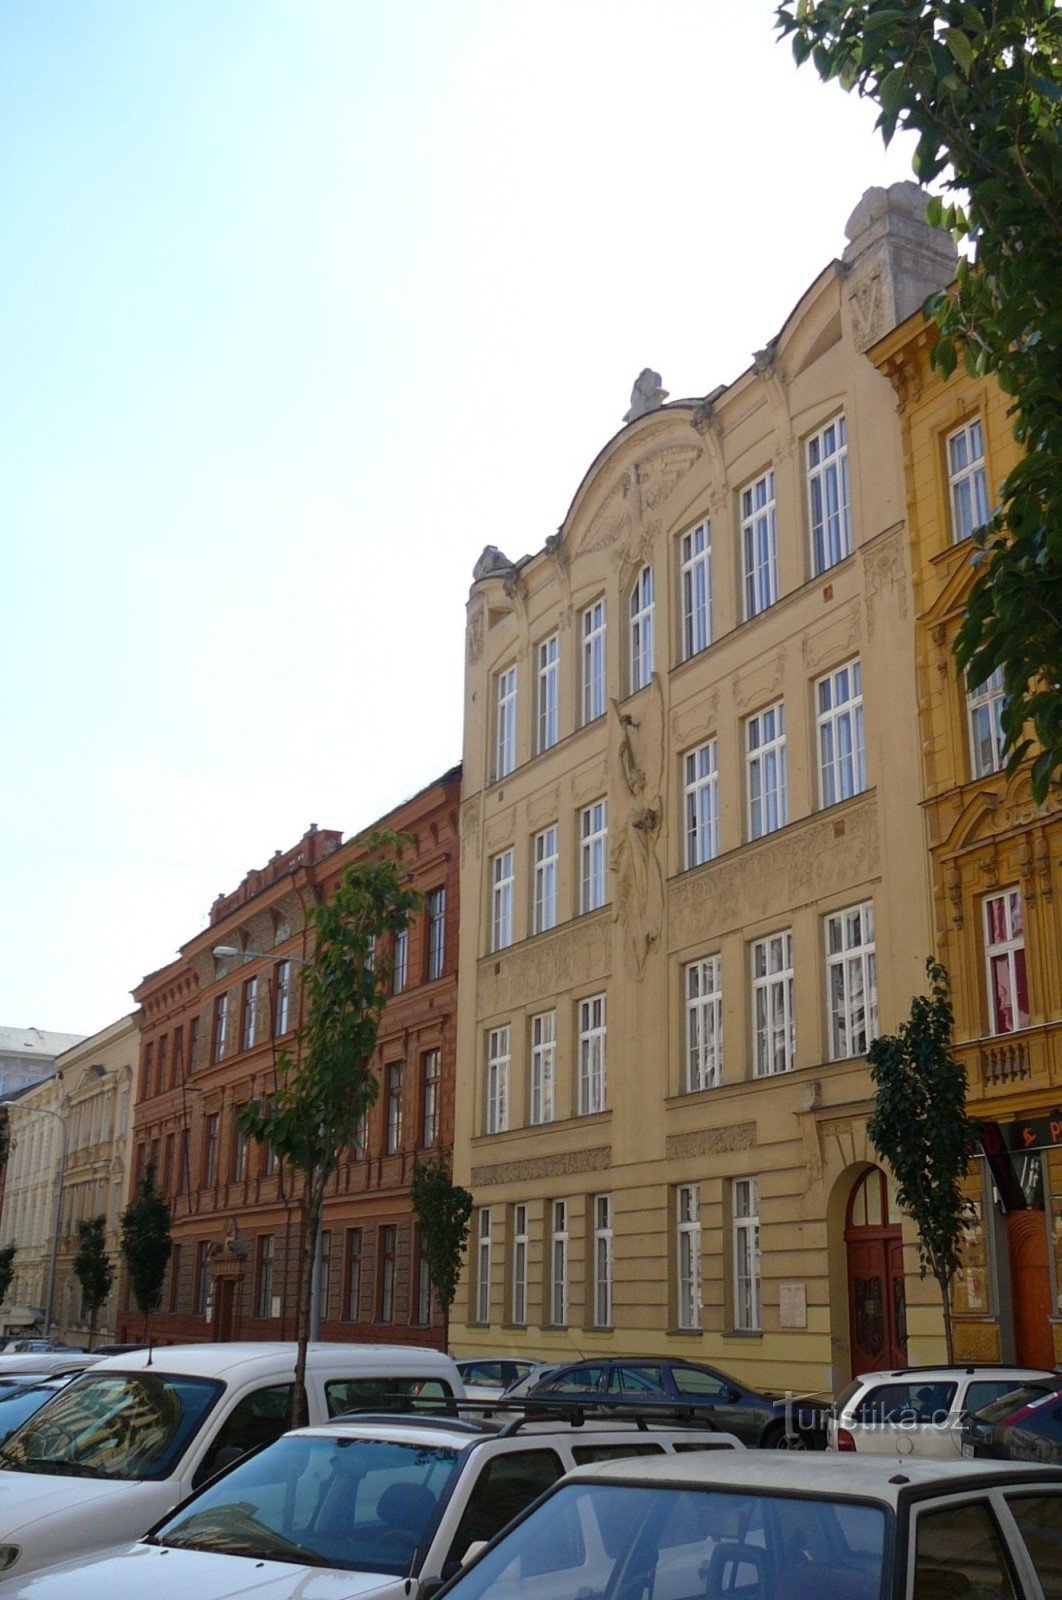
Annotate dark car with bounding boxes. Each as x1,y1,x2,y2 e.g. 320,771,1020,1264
963,1379,1062,1463
526,1356,828,1448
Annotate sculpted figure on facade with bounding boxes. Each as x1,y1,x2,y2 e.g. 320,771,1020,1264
623,368,668,424
610,679,665,980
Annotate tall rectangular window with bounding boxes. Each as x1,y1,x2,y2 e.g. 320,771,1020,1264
984,889,1029,1035
491,849,514,952
752,930,795,1076
593,1194,613,1329
379,1225,396,1323
968,667,1006,778
476,1208,492,1324
807,414,851,573
232,1108,248,1182
316,1230,332,1325
415,1233,432,1325
580,800,608,912
495,664,517,779
532,825,558,934
511,1203,528,1326
550,1199,569,1325
536,633,559,753
578,994,607,1115
168,1241,182,1313
581,598,606,724
274,961,292,1036
194,1240,211,1315
677,1184,702,1331
241,976,258,1051
683,739,719,868
733,1179,761,1332
685,955,722,1091
629,565,654,693
826,902,878,1060
392,928,408,994
420,1048,440,1148
212,993,229,1063
486,1025,511,1135
156,1035,169,1094
741,468,778,618
747,702,787,839
529,1010,556,1125
817,659,866,806
203,1112,219,1187
385,1063,404,1155
172,1025,184,1087
188,1014,200,1070
256,1234,275,1319
948,418,990,542
345,1228,363,1321
425,888,446,981
681,520,712,659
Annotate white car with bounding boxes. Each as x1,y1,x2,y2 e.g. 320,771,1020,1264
0,1409,741,1598
455,1359,554,1401
828,1363,1057,1457
0,1340,463,1582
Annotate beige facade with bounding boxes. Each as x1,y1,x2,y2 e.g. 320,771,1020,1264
1,1072,66,1329
454,185,957,1392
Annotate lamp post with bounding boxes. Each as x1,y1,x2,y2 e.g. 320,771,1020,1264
1,1100,68,1339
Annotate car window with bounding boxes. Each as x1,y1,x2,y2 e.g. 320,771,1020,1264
571,1442,666,1464
443,1449,565,1575
1005,1494,1062,1600
540,1365,606,1394
607,1366,667,1396
461,1363,503,1388
975,1385,1057,1425
1009,1399,1062,1443
192,1383,295,1488
914,1501,1017,1600
964,1381,1028,1415
671,1365,733,1400
324,1376,455,1417
853,1381,958,1425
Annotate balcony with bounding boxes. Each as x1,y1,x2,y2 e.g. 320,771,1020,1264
958,1023,1062,1101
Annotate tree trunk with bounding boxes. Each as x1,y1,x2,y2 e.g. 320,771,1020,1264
937,1271,955,1364
292,1167,327,1431
87,1307,97,1352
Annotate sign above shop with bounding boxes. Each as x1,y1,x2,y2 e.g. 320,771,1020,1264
984,1114,1062,1154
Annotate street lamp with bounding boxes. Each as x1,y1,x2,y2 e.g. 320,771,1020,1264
0,1099,68,1339
212,945,310,964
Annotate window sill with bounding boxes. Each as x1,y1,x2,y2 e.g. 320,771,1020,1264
723,1328,763,1340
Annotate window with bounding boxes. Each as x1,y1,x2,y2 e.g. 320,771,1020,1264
172,1025,184,1086
677,1184,702,1331
817,658,866,806
316,1230,331,1324
202,1112,219,1187
156,1035,169,1094
685,955,722,1091
212,993,229,1063
345,1228,363,1321
495,664,517,780
385,1063,404,1155
475,1209,492,1324
807,414,851,573
593,1194,613,1328
746,702,787,838
550,1199,569,1325
915,1503,1017,1600
752,930,795,1076
392,928,408,994
984,889,1029,1034
741,468,778,617
256,1234,275,1319
232,1107,248,1182
486,1026,511,1135
532,825,558,934
733,1178,761,1331
241,976,258,1051
529,1010,556,1124
683,739,719,868
578,994,606,1115
188,1014,200,1070
947,417,990,542
168,1241,181,1313
425,888,446,980
580,598,606,724
421,1048,440,1147
274,961,292,1036
968,666,1006,778
536,634,559,753
378,1225,396,1322
680,520,712,660
414,1232,432,1325
194,1240,210,1315
511,1203,528,1326
826,902,878,1059
580,800,608,912
491,849,514,952
629,565,654,693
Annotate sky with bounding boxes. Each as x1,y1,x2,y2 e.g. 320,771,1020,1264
1,0,923,1037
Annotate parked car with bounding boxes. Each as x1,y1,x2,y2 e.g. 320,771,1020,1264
0,1352,102,1379
427,1450,1062,1600
0,1407,741,1598
963,1377,1062,1463
0,1339,465,1582
526,1356,828,1448
0,1376,76,1443
500,1363,564,1399
456,1359,554,1401
1,1341,83,1356
829,1364,1056,1456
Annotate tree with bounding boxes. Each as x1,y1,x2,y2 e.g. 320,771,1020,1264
777,1,1062,800
0,1245,15,1308
866,960,979,1361
237,834,420,1427
73,1216,115,1350
410,1154,474,1351
120,1162,173,1343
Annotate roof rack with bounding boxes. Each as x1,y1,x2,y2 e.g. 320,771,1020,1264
331,1394,729,1435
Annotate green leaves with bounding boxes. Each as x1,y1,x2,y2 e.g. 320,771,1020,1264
73,1217,115,1329
120,1163,173,1323
411,1155,474,1319
0,1246,15,1308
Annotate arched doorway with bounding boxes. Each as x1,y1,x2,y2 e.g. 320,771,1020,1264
845,1166,908,1376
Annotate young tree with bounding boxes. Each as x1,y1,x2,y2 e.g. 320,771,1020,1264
237,834,420,1427
0,1245,15,1308
411,1154,474,1351
120,1163,173,1344
73,1216,115,1350
866,960,979,1361
777,0,1062,800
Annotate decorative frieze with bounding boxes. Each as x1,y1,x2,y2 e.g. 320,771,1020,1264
472,1145,612,1187
476,916,612,1012
666,1124,756,1159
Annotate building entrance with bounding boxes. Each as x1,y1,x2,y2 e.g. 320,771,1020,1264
845,1166,908,1376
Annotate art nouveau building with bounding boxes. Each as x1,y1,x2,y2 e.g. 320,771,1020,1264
454,185,958,1392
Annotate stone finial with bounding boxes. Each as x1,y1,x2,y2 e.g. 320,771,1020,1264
624,369,669,424
472,544,515,583
842,181,957,349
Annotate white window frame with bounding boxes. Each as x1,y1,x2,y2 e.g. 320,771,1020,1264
680,520,712,660
494,664,517,780
817,659,866,807
826,902,878,1061
968,667,1006,778
593,1194,613,1328
984,888,1029,1035
241,976,258,1051
536,633,560,754
213,993,229,1063
752,930,795,1077
683,739,720,868
746,702,787,839
385,1063,404,1155
529,1010,556,1125
677,1183,702,1331
486,1025,511,1135
733,1178,761,1332
421,1048,440,1148
581,598,606,725
532,825,558,934
274,960,291,1036
578,993,607,1115
491,848,514,952
511,1203,528,1326
741,468,778,618
550,1198,569,1325
392,927,408,994
807,413,851,573
685,955,722,1091
475,1208,492,1325
426,888,446,981
580,799,608,913
947,417,990,542
629,565,654,694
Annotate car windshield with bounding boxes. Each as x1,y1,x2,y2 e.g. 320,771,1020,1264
0,1372,223,1480
155,1434,459,1572
0,1384,65,1441
440,1481,887,1600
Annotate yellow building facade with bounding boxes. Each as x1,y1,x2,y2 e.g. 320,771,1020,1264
454,185,958,1393
873,315,1062,1370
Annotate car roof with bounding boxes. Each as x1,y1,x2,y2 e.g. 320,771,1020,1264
290,1415,734,1452
88,1341,461,1381
852,1366,1058,1381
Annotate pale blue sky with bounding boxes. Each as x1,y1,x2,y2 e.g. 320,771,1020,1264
1,1,920,1034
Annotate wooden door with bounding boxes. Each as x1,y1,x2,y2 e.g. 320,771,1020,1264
213,1276,236,1341
1007,1211,1054,1369
846,1168,909,1376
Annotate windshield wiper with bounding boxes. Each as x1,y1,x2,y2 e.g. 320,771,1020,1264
160,1537,334,1567
17,1459,106,1478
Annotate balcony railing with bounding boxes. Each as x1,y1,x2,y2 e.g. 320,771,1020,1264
957,1023,1062,1100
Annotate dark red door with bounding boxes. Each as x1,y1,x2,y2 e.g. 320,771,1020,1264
1007,1212,1054,1370
846,1168,908,1376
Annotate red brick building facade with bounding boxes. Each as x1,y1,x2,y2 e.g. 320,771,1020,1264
120,766,461,1347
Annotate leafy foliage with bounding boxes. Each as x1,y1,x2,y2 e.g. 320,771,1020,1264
73,1216,115,1347
0,1245,15,1307
120,1162,173,1335
778,0,1062,799
866,961,978,1359
411,1154,473,1344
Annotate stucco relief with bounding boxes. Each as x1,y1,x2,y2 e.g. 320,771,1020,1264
800,602,863,674
848,266,885,353
670,691,720,751
476,916,612,1012
484,807,517,854
819,1116,876,1178
580,477,634,556
472,1145,612,1187
526,785,562,830
637,444,703,513
666,1124,757,1160
861,523,909,630
611,677,666,981
460,797,481,866
573,759,610,806
731,648,788,713
467,605,485,665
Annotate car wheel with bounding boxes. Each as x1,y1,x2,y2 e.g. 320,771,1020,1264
765,1424,807,1450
